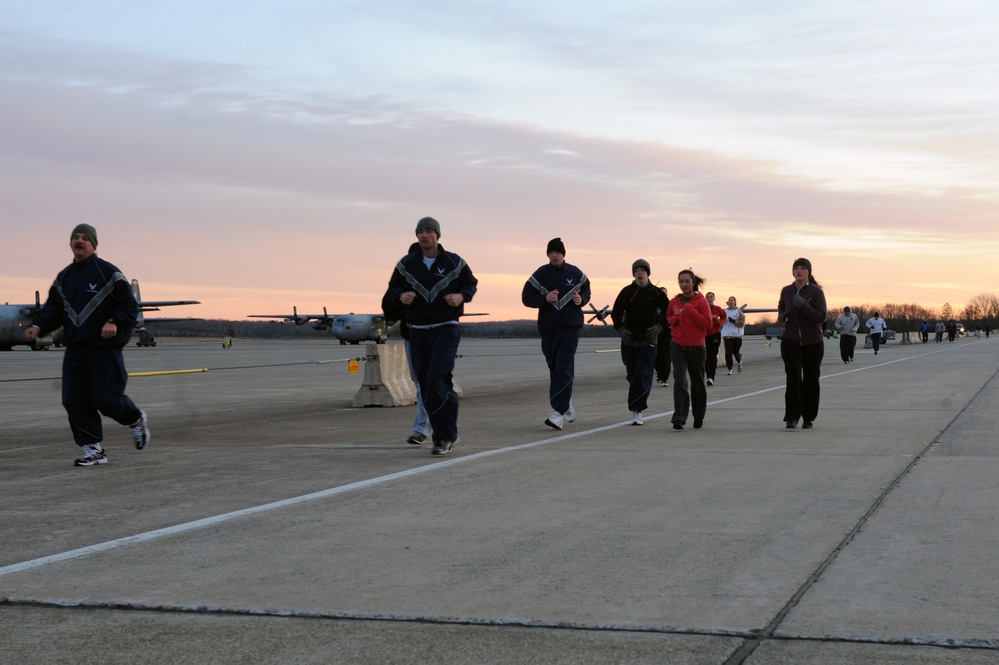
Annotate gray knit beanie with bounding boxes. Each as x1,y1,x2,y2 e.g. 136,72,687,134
632,258,651,276
415,216,441,238
71,223,98,247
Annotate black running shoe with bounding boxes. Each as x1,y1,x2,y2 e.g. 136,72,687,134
432,438,457,455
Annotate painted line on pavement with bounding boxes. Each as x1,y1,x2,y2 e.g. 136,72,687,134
0,344,962,578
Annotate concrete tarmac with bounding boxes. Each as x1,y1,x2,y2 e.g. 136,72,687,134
2,334,998,664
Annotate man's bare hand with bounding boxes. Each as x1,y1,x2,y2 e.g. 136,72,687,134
101,322,117,339
444,293,464,307
400,292,417,305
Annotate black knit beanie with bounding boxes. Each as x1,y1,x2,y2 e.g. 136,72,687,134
546,237,566,255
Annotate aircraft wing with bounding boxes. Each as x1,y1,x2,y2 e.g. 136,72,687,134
246,313,336,319
247,313,335,324
139,300,200,310
142,317,204,325
247,306,339,328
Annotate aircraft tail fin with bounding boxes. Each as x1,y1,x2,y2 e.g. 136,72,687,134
131,279,145,328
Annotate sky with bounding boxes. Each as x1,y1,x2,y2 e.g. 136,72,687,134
3,1,998,324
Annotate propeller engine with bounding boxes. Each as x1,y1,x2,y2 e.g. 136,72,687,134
312,307,334,331
287,306,310,326
586,304,610,325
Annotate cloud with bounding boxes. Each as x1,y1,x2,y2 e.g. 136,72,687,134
2,8,998,323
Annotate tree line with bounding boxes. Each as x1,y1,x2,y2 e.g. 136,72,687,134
753,293,999,334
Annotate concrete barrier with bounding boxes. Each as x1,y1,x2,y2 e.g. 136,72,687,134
353,342,416,407
352,342,463,408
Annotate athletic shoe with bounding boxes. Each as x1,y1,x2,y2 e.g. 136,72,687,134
785,421,797,429
706,378,714,386
75,444,107,467
737,361,743,373
432,438,457,455
407,432,427,445
727,370,733,376
545,411,564,430
564,405,576,423
802,421,813,429
131,410,150,450
672,422,683,430
657,379,668,387
631,411,644,426
693,419,703,429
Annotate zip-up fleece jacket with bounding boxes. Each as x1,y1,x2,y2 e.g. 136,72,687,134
778,281,827,347
521,262,590,334
32,254,139,348
611,281,668,346
389,244,478,327
667,292,713,347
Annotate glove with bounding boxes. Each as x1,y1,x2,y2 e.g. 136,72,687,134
618,327,631,341
792,293,806,308
644,324,662,343
728,316,738,324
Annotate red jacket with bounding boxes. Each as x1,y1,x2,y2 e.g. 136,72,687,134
707,305,725,335
667,292,713,347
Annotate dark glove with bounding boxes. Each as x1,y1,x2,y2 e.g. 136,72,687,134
728,316,738,324
644,324,662,343
618,327,631,341
792,294,806,308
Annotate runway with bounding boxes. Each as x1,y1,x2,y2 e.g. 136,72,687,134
2,335,998,664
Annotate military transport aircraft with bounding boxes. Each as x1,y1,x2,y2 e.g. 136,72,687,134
248,306,490,345
247,307,393,345
0,279,200,351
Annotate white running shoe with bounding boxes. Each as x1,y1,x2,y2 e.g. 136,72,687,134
545,411,564,430
631,411,644,426
75,444,107,467
131,410,150,450
737,361,743,373
727,370,733,375
564,404,576,423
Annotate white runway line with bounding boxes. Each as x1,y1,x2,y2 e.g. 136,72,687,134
0,345,955,578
